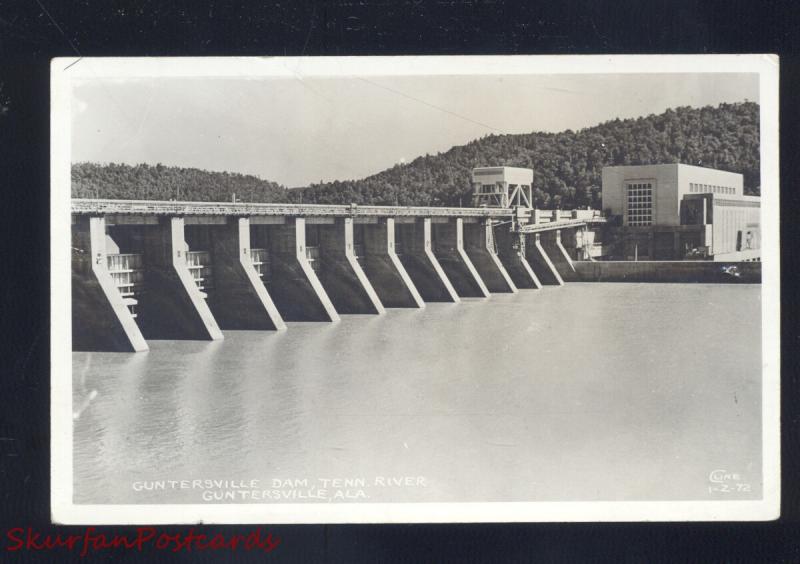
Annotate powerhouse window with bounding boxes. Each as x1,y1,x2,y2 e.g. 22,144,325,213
626,182,653,226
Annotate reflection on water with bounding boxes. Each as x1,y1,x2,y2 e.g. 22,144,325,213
73,283,762,504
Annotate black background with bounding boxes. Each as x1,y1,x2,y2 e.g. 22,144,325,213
2,0,800,562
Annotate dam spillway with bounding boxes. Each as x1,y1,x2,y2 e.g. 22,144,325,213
70,198,603,352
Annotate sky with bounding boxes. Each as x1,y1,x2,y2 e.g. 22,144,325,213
71,73,759,188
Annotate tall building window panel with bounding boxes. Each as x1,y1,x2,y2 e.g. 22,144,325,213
626,181,653,227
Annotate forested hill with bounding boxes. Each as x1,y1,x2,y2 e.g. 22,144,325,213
72,163,289,203
72,101,760,208
298,102,760,208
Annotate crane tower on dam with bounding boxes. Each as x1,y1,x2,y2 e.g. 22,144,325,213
471,166,534,209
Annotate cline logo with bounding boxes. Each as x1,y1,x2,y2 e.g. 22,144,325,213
708,469,742,483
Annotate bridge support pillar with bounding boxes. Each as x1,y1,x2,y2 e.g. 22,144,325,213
361,218,425,308
493,225,541,289
463,219,517,293
560,227,584,261
432,218,489,298
526,233,564,286
541,229,578,281
267,218,340,322
206,218,286,330
72,216,149,352
138,217,224,340
396,218,460,302
318,218,385,314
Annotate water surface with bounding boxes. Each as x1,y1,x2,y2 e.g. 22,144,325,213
72,283,762,504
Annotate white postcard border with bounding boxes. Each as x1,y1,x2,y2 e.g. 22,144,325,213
51,54,780,524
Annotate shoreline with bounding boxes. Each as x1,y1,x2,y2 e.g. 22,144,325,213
572,260,761,284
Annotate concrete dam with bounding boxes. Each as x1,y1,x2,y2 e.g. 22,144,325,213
71,198,602,353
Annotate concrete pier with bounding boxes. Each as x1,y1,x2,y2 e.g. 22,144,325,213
559,228,583,261
432,218,490,298
463,220,517,293
360,218,425,308
138,217,224,340
493,224,541,289
541,229,578,282
72,216,149,352
526,233,564,286
318,218,385,314
261,218,340,322
396,218,460,303
206,218,286,330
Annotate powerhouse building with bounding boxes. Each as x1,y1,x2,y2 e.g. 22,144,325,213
601,164,760,261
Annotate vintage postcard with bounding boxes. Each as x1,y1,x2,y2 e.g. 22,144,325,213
51,55,780,523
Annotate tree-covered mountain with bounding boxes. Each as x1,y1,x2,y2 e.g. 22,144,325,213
73,101,760,209
72,162,290,203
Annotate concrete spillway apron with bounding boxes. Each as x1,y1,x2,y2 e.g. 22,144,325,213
139,216,224,340
318,217,385,314
71,216,149,352
396,218,460,303
207,217,286,330
361,218,425,308
540,229,578,282
463,219,518,293
525,232,564,286
268,217,340,322
432,218,490,298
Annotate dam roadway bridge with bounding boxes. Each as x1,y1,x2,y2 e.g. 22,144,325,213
71,198,603,352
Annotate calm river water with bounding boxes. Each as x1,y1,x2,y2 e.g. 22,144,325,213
72,283,762,504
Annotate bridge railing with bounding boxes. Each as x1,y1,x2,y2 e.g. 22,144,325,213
532,209,606,225
305,246,321,272
71,198,513,218
186,251,214,295
106,253,143,317
250,249,271,283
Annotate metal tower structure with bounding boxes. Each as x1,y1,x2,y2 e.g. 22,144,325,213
471,166,533,209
